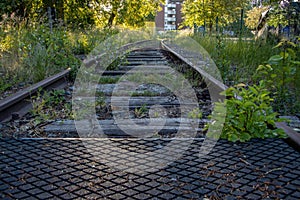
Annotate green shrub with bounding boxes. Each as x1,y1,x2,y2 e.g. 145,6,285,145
219,81,286,142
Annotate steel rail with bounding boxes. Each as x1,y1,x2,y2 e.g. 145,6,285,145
0,69,70,122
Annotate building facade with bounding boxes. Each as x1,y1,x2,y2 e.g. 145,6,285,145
155,0,183,31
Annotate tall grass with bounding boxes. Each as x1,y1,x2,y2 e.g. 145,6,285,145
0,16,118,94
192,35,279,85
193,34,300,115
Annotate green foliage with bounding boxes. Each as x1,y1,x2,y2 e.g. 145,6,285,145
98,76,119,84
0,0,163,28
193,35,278,85
267,2,288,28
0,73,18,94
255,39,300,114
245,6,270,30
214,35,231,80
95,0,163,28
219,82,286,142
188,108,203,119
0,22,81,83
31,89,73,120
0,0,33,21
0,18,117,94
182,0,248,32
134,104,148,118
131,90,159,97
246,1,300,35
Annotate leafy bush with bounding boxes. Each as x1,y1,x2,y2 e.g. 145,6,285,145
219,81,286,142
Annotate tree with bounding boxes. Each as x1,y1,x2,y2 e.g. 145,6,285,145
182,0,248,33
0,0,163,28
0,0,32,20
93,0,163,28
245,0,300,37
245,6,270,29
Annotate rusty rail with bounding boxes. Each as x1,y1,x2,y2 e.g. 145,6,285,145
0,69,70,122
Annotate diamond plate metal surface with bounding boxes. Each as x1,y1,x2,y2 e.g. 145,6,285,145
1,139,300,199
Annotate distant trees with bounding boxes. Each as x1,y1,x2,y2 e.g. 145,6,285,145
181,0,299,37
182,0,248,33
0,0,32,20
94,0,163,28
0,0,163,28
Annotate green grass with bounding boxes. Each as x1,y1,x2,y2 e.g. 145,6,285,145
192,35,279,85
193,34,300,115
98,76,120,84
0,18,118,96
131,91,160,97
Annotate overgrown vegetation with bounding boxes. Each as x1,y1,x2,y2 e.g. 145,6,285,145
134,104,148,118
31,89,73,123
219,82,286,142
1,1,299,143
197,35,299,141
189,0,300,141
255,39,300,115
192,35,279,85
182,0,248,34
194,33,299,114
0,15,118,96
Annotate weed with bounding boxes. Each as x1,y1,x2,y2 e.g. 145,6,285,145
131,91,159,97
30,89,73,121
193,35,278,85
188,108,203,119
216,81,286,142
255,39,300,115
0,20,117,93
134,105,148,118
98,76,120,84
106,56,127,70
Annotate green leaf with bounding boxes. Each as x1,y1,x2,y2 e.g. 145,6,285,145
268,55,283,64
280,52,289,59
270,73,277,78
256,65,265,71
286,41,296,47
240,132,251,141
273,41,284,49
249,86,258,95
243,101,256,108
228,134,238,142
291,61,300,65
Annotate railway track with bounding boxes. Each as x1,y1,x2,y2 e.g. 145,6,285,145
55,43,213,138
0,40,299,146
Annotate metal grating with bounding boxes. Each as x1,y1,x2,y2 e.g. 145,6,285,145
1,138,300,199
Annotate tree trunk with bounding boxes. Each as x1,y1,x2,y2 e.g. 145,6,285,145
55,0,64,21
208,21,213,35
107,12,116,28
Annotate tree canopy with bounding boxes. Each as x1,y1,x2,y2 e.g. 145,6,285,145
94,0,163,28
0,0,164,28
245,0,300,36
182,0,248,32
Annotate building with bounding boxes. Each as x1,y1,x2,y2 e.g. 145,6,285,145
155,0,183,31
